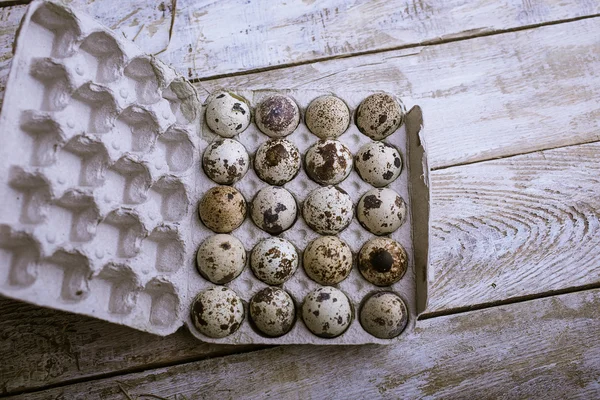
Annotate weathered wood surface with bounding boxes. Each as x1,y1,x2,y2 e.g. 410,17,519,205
11,288,600,399
2,0,600,100
0,297,262,395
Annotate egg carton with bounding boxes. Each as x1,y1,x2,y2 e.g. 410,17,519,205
0,0,430,344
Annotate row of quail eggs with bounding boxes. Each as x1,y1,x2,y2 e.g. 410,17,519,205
192,90,411,340
191,285,408,340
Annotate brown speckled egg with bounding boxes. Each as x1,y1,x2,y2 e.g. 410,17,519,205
249,287,296,337
360,292,408,339
255,94,300,137
254,139,301,185
358,237,407,286
302,286,352,338
205,91,251,138
357,188,406,235
356,93,405,140
303,236,352,285
305,140,353,185
250,237,298,285
302,186,353,235
251,186,297,234
198,186,246,233
196,234,246,284
202,139,249,184
305,95,350,139
355,141,402,187
191,287,245,338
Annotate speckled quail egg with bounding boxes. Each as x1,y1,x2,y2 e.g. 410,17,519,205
303,186,353,235
249,287,296,337
202,139,249,184
301,286,353,338
360,292,408,339
191,287,245,338
255,94,300,137
196,234,246,284
305,140,353,185
355,141,402,187
205,91,251,138
254,139,301,185
357,188,406,235
356,93,405,140
305,95,350,139
303,236,353,285
199,186,247,233
250,237,298,285
251,186,297,234
358,237,407,286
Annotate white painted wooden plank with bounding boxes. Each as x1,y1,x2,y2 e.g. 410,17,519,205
11,288,600,399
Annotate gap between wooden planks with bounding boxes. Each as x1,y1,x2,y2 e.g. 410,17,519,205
6,287,599,399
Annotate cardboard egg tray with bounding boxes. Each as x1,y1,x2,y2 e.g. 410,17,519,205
0,0,429,344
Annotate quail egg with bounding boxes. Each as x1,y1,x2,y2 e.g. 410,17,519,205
357,188,406,235
305,140,353,185
199,186,247,233
251,186,297,234
249,287,296,337
196,234,246,284
355,141,402,187
356,93,405,140
360,292,408,339
202,139,249,184
254,139,301,185
305,95,350,139
301,286,352,338
250,237,298,285
191,287,245,338
255,94,300,137
303,186,353,235
205,91,251,138
358,237,407,286
303,236,352,285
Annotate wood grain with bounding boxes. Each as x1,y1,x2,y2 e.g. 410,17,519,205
2,0,600,101
0,297,261,395
10,288,600,399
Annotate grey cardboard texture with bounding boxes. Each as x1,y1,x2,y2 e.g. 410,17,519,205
0,0,429,344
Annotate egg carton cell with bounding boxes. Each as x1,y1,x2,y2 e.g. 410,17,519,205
79,31,126,84
29,58,75,112
97,262,141,315
0,225,41,288
28,2,81,59
53,189,101,243
144,225,185,274
162,78,200,125
155,125,195,173
20,110,66,167
43,249,93,302
101,155,152,205
8,166,52,225
144,277,180,328
70,83,119,134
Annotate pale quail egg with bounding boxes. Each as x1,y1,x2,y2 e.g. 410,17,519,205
303,236,352,285
191,286,244,338
199,186,246,233
251,186,297,234
196,234,246,284
202,139,249,184
358,237,407,286
301,286,352,338
356,93,405,140
360,292,408,339
305,95,350,139
205,91,251,137
249,287,296,337
255,94,300,137
355,141,402,187
303,186,353,235
357,188,406,235
305,140,353,185
254,139,301,185
250,237,298,285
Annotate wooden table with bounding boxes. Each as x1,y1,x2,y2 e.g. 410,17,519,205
1,0,599,398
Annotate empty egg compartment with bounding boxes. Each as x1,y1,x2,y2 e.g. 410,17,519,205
185,89,429,344
0,0,199,336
